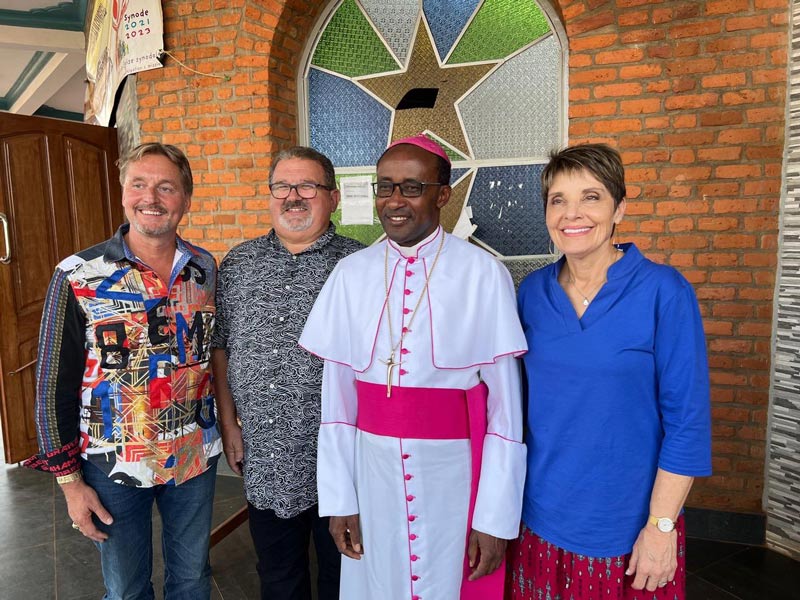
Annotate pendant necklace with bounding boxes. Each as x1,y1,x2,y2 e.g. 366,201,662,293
567,248,621,307
380,232,445,397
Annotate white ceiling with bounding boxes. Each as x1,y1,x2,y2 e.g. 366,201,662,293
0,0,87,118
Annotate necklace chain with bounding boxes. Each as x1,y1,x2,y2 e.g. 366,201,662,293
567,248,621,307
380,232,446,396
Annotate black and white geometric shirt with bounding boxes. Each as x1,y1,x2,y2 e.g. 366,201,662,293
212,224,363,518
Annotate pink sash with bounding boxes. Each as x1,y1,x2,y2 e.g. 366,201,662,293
356,380,505,600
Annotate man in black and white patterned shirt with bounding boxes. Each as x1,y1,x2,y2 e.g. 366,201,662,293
211,147,363,600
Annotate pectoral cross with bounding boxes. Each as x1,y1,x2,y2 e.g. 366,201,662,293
380,352,400,397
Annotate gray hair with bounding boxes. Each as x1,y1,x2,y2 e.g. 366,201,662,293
269,146,337,189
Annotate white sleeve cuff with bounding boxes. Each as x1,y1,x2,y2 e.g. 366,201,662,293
471,433,526,539
317,423,359,517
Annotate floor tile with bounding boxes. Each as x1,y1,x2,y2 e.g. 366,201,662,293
693,545,800,600
55,535,107,599
211,525,260,600
0,542,56,600
686,574,742,599
6,459,797,600
686,538,751,573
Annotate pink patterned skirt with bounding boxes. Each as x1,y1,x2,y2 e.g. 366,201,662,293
506,517,686,600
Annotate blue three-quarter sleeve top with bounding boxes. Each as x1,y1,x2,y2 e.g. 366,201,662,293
517,243,712,557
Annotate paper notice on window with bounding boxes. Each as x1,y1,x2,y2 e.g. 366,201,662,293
452,205,477,239
340,176,375,225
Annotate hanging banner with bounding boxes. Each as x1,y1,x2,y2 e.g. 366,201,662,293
86,0,164,125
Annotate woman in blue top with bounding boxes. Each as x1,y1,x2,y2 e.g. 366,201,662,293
510,144,711,600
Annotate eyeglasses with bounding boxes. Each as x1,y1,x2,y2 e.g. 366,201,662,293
372,180,445,198
269,182,333,200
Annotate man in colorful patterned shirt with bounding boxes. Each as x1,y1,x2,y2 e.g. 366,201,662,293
212,146,363,600
26,143,221,599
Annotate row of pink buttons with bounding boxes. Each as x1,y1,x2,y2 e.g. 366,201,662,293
403,450,422,600
399,257,416,381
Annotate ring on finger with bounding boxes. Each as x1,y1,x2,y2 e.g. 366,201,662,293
658,581,667,587
71,522,81,531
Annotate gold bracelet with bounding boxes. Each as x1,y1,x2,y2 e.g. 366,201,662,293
56,471,83,485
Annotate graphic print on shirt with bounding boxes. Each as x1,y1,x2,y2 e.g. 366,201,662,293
71,254,216,486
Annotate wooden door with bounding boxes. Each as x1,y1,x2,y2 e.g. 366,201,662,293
0,113,122,463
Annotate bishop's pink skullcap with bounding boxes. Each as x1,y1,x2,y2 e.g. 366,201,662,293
386,134,451,164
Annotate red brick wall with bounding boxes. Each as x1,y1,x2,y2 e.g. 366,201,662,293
559,0,786,513
137,0,789,513
137,0,324,253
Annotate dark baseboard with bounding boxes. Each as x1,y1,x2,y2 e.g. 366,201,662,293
684,507,766,545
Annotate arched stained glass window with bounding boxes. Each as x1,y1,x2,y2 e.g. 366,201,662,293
300,0,566,258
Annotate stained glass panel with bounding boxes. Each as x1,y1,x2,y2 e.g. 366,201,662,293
360,0,419,64
357,21,494,157
423,0,481,62
448,0,551,64
461,36,560,159
469,165,549,256
305,0,563,256
309,68,391,167
440,171,473,232
311,0,399,77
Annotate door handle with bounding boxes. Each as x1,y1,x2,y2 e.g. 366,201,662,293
8,358,36,376
0,213,10,264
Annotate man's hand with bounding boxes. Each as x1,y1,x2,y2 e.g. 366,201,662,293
626,525,677,591
329,514,363,560
467,529,507,581
220,422,244,475
61,479,113,543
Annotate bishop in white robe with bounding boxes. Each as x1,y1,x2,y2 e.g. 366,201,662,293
300,135,527,600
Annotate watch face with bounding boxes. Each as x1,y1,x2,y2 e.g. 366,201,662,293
657,518,675,532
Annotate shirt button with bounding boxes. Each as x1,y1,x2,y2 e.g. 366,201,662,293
268,419,274,424
403,308,411,314
279,316,284,322
406,270,413,276
404,289,412,295
407,257,416,264
285,285,290,290
269,383,275,389
273,349,278,354
270,453,275,458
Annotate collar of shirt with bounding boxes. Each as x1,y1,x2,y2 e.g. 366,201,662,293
102,223,198,287
386,225,444,260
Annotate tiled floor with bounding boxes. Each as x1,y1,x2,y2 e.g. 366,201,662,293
1,462,260,600
2,462,798,600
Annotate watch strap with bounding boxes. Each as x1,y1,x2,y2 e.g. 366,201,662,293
648,514,676,532
56,471,83,485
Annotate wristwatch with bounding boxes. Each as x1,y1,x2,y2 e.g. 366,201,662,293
56,471,83,485
648,515,676,533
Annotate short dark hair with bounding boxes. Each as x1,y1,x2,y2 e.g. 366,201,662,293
269,146,337,189
117,143,193,197
541,143,626,211
376,145,452,186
